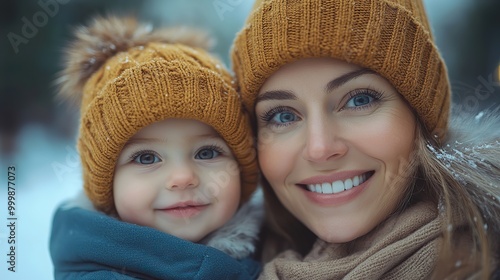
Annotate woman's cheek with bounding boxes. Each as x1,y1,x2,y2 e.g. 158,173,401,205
258,129,297,185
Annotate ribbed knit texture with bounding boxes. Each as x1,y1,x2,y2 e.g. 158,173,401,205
79,43,257,214
232,0,450,140
259,202,478,279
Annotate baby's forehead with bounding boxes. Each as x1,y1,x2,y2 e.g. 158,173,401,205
136,118,219,135
125,118,227,146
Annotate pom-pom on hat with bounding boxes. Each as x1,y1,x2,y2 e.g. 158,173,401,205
232,0,450,141
58,16,257,214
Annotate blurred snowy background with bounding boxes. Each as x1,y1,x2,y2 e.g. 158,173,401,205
0,0,499,279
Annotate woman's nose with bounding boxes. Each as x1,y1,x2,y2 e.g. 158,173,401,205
165,163,199,190
302,118,348,162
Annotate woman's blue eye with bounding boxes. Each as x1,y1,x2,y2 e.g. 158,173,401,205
345,93,375,108
133,152,161,164
260,106,299,126
273,112,297,123
195,148,220,160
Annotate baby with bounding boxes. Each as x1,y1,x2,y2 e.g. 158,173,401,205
50,15,261,279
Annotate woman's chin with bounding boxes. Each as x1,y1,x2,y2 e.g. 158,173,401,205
312,226,367,244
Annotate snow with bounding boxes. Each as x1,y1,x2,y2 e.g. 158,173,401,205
475,111,485,121
0,124,81,280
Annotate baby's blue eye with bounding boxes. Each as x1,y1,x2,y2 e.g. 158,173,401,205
195,148,220,160
345,94,375,108
133,153,161,164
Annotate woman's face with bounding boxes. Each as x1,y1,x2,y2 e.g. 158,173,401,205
255,58,417,243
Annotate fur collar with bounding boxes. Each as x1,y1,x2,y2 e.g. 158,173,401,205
60,188,263,259
433,107,500,234
200,188,264,259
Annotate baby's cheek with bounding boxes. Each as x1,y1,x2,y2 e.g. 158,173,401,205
114,190,147,226
113,175,144,213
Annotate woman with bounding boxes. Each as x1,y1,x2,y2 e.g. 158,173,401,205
232,0,500,278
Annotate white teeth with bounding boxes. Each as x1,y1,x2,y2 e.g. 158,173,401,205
344,178,353,190
360,174,366,184
322,183,333,194
306,173,370,194
353,176,360,187
332,181,344,193
315,184,322,193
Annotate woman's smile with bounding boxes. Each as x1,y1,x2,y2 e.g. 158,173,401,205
298,170,374,194
298,170,374,206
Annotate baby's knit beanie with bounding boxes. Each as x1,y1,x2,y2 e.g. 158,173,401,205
58,16,257,214
232,0,450,140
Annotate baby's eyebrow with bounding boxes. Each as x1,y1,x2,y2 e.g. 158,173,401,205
192,133,221,139
123,134,223,147
122,138,165,148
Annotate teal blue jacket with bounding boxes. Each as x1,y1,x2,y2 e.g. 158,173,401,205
50,193,263,279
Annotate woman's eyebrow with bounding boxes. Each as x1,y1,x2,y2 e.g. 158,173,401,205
325,68,376,93
256,89,297,103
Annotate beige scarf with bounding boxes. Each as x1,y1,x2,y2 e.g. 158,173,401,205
259,202,479,279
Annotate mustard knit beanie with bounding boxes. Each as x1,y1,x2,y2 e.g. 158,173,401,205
232,0,450,140
58,16,257,214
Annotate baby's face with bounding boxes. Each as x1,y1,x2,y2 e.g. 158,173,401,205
113,118,241,242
